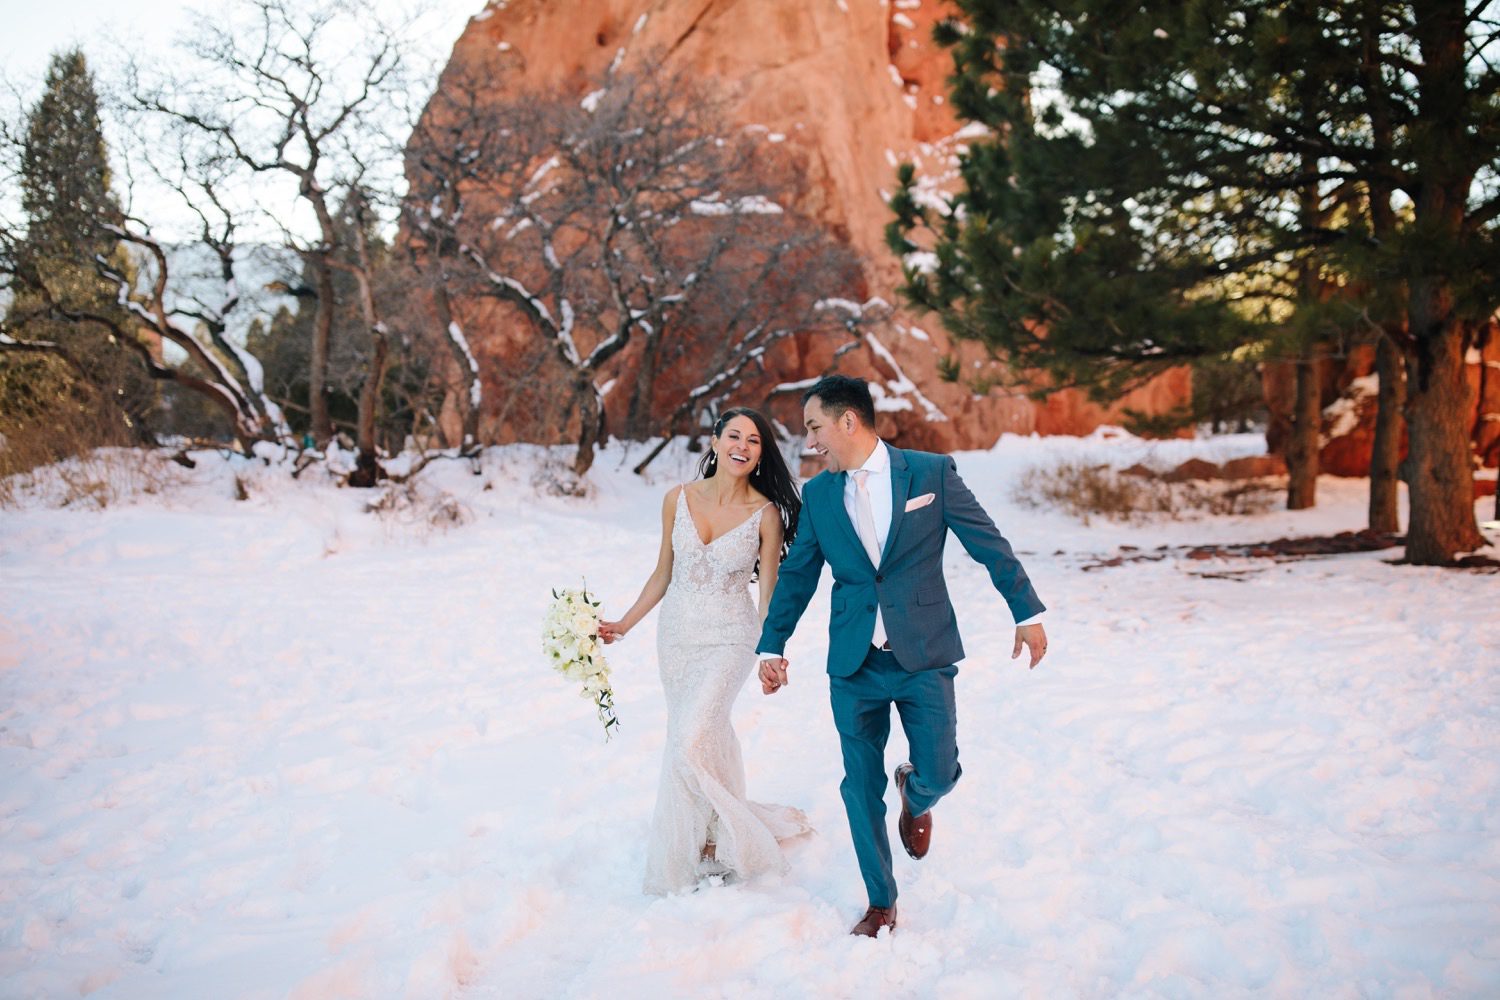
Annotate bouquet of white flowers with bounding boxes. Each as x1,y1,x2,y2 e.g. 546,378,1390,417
542,584,619,740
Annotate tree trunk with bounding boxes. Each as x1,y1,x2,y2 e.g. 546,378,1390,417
626,326,664,439
571,380,602,477
1403,308,1482,563
309,259,335,445
346,195,388,490
1286,345,1321,510
1363,64,1404,537
1400,0,1484,561
348,328,388,488
1284,173,1327,512
430,280,481,451
1368,331,1406,533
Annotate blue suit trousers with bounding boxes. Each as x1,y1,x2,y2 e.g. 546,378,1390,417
829,646,961,908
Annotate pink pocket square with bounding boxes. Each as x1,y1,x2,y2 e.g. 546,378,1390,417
904,493,936,512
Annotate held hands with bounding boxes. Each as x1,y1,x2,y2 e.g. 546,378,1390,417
758,657,789,695
760,630,1041,691
1012,622,1048,669
598,619,628,644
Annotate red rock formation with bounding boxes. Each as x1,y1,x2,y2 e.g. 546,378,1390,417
1471,323,1500,469
423,0,1191,450
1121,455,1287,481
1263,322,1500,477
1220,454,1288,479
1162,458,1224,483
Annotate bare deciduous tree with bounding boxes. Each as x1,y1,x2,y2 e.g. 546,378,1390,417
0,93,284,451
407,64,871,475
133,0,416,457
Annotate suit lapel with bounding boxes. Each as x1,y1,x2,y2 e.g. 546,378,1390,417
882,447,912,564
826,471,874,568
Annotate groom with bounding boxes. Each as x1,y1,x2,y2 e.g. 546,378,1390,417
757,375,1047,937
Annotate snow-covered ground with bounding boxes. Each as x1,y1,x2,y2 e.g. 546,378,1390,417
2,432,1497,999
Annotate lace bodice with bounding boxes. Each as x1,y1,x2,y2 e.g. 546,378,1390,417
667,487,764,596
659,487,765,647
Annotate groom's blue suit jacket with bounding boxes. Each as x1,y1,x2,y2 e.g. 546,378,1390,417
758,446,1045,677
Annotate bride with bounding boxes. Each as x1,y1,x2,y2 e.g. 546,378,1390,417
600,407,810,894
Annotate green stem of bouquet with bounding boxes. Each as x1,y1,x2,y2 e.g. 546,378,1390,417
596,688,620,742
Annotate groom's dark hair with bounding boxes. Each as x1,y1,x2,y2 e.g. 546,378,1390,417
803,375,876,428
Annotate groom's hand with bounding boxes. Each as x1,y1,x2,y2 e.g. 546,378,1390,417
1012,623,1048,670
758,657,789,695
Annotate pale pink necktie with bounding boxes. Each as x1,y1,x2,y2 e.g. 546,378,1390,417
851,469,887,648
851,470,882,567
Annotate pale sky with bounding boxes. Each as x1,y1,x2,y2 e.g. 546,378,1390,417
4,1,487,241
4,1,483,89
5,1,196,84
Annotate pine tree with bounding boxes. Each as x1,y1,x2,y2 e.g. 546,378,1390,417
893,1,1497,564
8,49,149,434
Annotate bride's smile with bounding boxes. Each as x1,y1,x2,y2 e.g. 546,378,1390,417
713,415,763,479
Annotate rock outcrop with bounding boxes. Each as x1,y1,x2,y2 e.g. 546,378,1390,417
423,0,1190,450
1263,323,1500,478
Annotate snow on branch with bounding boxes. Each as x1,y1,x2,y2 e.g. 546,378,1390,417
770,375,821,395
689,194,783,216
865,333,948,422
448,321,483,409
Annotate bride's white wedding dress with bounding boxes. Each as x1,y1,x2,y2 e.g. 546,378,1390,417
643,487,810,895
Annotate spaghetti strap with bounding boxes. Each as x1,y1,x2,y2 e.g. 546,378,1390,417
680,488,774,548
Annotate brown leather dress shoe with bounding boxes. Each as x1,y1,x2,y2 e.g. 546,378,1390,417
894,763,932,860
850,904,897,937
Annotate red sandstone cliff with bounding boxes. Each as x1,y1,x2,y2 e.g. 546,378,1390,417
422,0,1191,450
1263,323,1500,479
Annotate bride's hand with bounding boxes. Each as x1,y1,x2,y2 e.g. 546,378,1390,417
598,619,627,644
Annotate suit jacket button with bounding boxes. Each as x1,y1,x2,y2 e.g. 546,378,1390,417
875,574,884,583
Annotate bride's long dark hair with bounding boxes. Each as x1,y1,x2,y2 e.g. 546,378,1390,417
696,406,801,570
